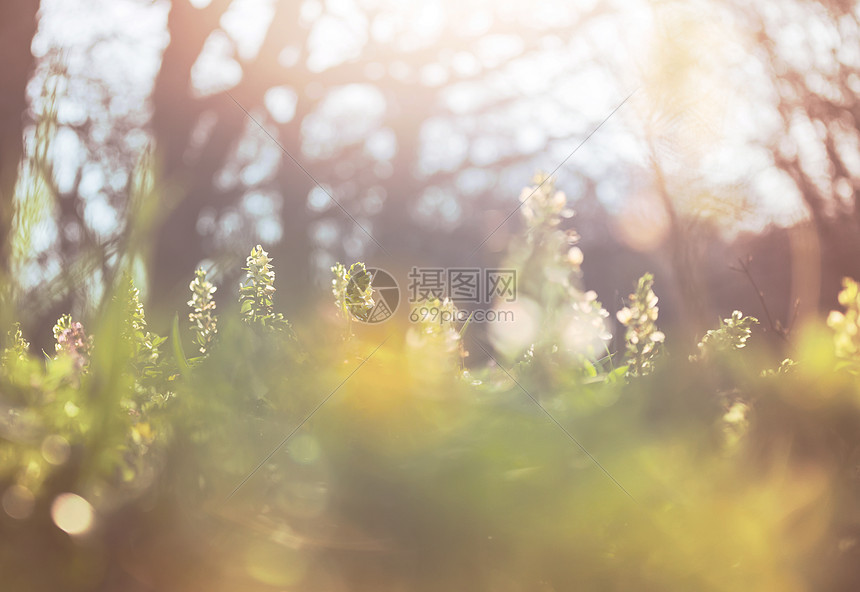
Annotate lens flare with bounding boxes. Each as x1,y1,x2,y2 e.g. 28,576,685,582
51,493,95,536
2,485,35,520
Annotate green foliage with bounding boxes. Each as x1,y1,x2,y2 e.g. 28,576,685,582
0,301,167,526
2,322,29,367
828,277,860,366
239,245,291,333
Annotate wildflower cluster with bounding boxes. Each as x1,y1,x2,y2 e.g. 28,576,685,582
188,268,218,355
616,273,665,377
331,261,374,322
760,358,797,377
827,277,860,360
52,314,93,370
510,172,611,364
406,297,466,383
721,399,750,450
519,170,574,229
692,310,758,361
2,322,29,366
240,245,290,332
562,289,612,355
121,273,165,373
408,297,461,347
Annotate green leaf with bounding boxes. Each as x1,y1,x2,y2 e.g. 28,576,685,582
171,314,191,378
583,360,598,378
606,365,628,384
458,312,474,339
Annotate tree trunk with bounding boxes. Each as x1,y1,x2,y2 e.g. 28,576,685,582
147,0,233,317
0,0,40,279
